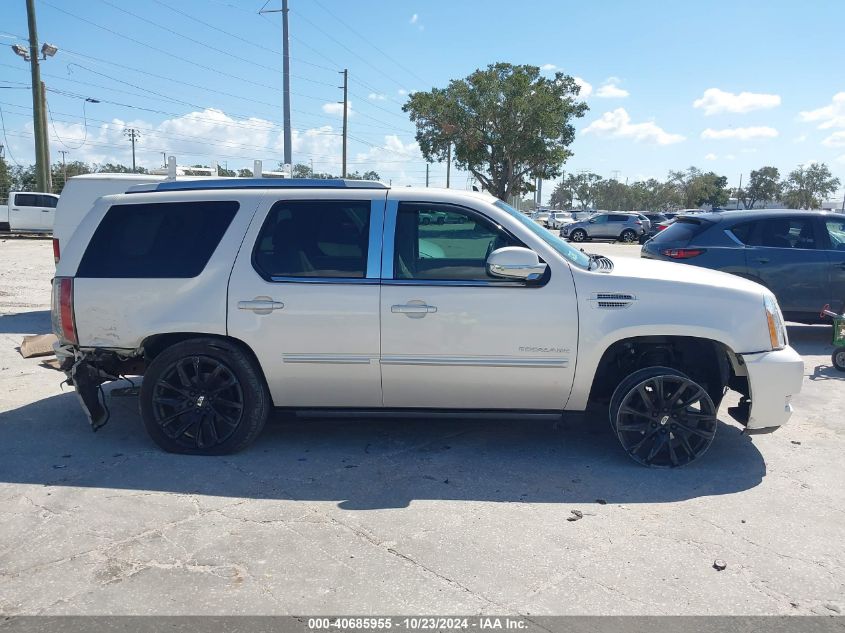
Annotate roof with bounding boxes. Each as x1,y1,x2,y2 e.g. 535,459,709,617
684,209,843,223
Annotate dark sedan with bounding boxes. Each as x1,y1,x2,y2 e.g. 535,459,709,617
641,210,845,323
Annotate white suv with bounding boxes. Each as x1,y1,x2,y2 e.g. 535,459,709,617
52,179,804,466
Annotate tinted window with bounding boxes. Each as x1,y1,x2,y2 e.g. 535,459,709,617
591,215,608,224
15,193,39,207
77,201,238,278
253,200,370,279
824,217,845,251
394,203,520,281
609,214,629,222
728,221,754,244
650,218,707,244
750,217,819,249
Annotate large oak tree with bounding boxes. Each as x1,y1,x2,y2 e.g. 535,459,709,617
403,63,588,201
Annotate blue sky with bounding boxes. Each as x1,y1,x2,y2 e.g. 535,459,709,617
2,0,844,201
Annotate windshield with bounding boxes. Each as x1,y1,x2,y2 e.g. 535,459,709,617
493,200,591,268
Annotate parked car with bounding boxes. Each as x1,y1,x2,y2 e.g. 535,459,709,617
52,178,803,467
0,191,59,233
546,211,572,229
560,212,645,243
641,210,845,323
638,212,670,243
530,210,551,226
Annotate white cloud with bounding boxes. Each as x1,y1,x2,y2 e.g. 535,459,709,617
321,101,353,117
582,108,684,145
595,79,629,99
410,13,418,23
705,153,718,160
693,88,781,115
397,88,407,96
541,63,557,71
574,76,592,99
353,134,422,174
701,126,779,140
794,134,807,143
822,131,845,147
409,13,423,30
799,92,845,129
724,154,736,160
368,93,386,101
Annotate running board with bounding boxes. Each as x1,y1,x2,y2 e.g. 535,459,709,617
284,408,565,421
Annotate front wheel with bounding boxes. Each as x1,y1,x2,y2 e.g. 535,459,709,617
140,338,270,455
570,229,587,242
620,229,637,243
609,366,718,467
833,347,845,372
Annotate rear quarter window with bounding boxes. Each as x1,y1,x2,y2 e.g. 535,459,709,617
650,218,707,244
76,201,238,278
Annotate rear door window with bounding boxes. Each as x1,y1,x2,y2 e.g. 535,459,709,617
253,200,370,279
650,218,707,244
749,217,820,249
824,217,845,251
14,193,39,207
727,221,754,244
77,201,238,278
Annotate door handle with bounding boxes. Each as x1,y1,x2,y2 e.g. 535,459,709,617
238,297,285,315
391,302,437,318
756,258,770,264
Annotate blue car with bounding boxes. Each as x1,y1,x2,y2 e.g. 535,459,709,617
641,210,845,323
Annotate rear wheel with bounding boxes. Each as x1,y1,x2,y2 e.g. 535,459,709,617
609,366,718,467
833,347,845,372
620,229,637,243
140,338,270,455
570,229,587,242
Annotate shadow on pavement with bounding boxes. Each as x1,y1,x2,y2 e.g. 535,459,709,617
786,323,834,357
0,385,766,509
0,310,51,335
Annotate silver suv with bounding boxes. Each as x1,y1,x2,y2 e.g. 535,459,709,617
561,212,645,243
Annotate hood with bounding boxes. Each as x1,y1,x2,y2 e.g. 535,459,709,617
608,255,766,295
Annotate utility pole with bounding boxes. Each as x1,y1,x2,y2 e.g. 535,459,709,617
339,69,348,178
736,173,743,209
537,177,543,209
446,143,451,188
58,149,68,187
161,152,167,168
309,159,314,177
24,0,48,192
124,128,140,172
259,0,292,167
425,163,429,187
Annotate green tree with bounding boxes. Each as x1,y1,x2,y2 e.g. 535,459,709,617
781,162,840,209
668,167,728,208
549,179,573,209
346,170,380,181
237,168,253,177
593,178,631,210
738,166,781,210
51,160,93,194
629,178,682,212
564,172,601,210
0,153,12,204
403,62,588,201
218,167,236,177
290,163,312,178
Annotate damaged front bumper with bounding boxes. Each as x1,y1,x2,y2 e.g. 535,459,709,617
54,343,143,431
728,345,805,432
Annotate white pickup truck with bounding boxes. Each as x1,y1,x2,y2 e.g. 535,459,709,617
51,179,805,467
0,191,59,233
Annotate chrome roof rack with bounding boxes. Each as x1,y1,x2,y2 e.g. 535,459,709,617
128,178,389,193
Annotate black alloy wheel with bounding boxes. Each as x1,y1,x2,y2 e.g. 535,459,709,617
620,229,637,243
610,367,718,467
151,355,244,450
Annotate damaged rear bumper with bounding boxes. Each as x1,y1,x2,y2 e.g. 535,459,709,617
54,343,142,431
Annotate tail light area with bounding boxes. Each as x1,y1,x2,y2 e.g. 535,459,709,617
52,238,60,264
661,248,706,260
51,276,78,345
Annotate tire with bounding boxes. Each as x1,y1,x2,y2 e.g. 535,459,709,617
833,347,845,372
570,229,587,242
609,366,718,468
421,217,431,225
436,216,445,225
620,229,637,243
140,338,270,455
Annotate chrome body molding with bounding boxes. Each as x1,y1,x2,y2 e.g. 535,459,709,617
282,354,375,365
379,355,568,368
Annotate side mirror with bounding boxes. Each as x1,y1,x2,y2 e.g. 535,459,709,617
588,219,596,223
486,247,547,282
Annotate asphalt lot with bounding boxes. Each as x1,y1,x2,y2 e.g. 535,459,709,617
0,236,843,615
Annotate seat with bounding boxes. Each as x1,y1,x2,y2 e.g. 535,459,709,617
761,220,791,248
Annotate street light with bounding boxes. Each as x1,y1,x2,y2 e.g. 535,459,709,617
40,42,58,58
11,44,29,61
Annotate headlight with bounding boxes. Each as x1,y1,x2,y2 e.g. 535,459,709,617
763,294,787,350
